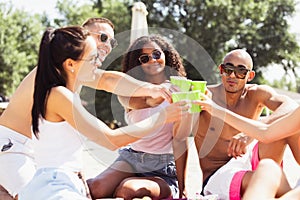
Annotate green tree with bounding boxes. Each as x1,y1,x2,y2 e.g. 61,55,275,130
52,0,132,124
143,0,300,84
0,2,44,96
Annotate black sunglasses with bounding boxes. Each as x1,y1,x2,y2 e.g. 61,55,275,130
90,32,118,49
220,63,250,79
139,50,162,64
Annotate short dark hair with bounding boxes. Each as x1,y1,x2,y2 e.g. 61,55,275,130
82,17,114,29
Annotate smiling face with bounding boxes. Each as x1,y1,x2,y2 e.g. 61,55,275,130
85,22,115,63
140,42,167,83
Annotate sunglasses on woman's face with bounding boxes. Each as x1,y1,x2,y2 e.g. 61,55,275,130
138,50,162,64
220,63,250,79
90,32,118,49
78,53,101,66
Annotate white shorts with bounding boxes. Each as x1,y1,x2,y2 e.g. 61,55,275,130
203,141,259,200
0,125,36,197
19,168,89,200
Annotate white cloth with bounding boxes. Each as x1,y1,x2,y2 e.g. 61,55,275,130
33,119,83,172
0,125,35,197
19,119,86,199
203,141,257,200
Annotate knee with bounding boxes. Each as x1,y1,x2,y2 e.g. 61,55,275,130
114,179,142,200
259,159,281,175
87,178,111,199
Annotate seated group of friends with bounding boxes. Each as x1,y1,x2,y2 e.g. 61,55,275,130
0,16,300,200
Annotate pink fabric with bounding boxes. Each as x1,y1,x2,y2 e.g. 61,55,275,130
251,142,283,170
229,142,283,200
229,142,260,200
229,170,247,200
251,142,260,170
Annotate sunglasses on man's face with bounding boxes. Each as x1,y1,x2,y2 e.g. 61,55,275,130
90,32,118,49
220,63,250,79
138,50,162,64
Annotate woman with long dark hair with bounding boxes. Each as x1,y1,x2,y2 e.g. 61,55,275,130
18,27,189,199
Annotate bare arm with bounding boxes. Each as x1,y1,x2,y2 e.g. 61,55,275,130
194,95,300,143
117,81,177,110
82,69,172,101
172,113,198,197
256,85,298,124
48,87,189,150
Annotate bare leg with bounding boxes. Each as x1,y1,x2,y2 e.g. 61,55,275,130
87,161,135,199
0,185,14,200
114,176,172,200
243,159,292,200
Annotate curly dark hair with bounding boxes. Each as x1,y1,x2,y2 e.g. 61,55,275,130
121,35,186,81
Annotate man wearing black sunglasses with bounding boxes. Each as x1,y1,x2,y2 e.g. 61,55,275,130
191,49,298,199
82,17,117,63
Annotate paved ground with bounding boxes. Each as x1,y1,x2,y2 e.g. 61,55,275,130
82,137,300,199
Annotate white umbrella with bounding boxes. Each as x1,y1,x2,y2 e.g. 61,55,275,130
130,2,149,44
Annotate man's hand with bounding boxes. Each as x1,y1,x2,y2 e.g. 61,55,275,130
227,134,250,158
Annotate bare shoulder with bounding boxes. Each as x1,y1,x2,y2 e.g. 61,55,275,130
207,83,222,93
48,86,75,104
246,84,278,96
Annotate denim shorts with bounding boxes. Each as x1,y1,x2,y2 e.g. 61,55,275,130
116,146,178,196
18,168,89,200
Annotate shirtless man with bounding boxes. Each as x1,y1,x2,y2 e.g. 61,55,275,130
191,49,298,199
0,17,172,200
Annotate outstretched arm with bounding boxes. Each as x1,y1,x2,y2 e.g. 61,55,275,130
82,69,172,102
48,86,189,150
172,113,198,198
193,94,300,143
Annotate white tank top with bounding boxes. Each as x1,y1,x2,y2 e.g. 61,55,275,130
33,119,83,172
125,101,173,154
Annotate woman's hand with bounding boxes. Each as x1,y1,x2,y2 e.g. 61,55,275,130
192,93,215,113
161,100,190,123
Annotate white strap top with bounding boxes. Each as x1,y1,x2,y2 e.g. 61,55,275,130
33,119,83,172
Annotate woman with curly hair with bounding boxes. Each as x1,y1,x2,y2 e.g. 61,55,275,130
87,35,193,200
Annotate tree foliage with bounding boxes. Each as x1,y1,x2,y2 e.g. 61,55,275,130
0,2,43,96
0,0,299,123
143,0,300,84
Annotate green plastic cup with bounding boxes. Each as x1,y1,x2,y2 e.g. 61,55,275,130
172,91,201,113
191,80,207,93
170,76,192,92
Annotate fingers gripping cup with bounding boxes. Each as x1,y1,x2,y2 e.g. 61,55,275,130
172,91,201,113
170,76,192,92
